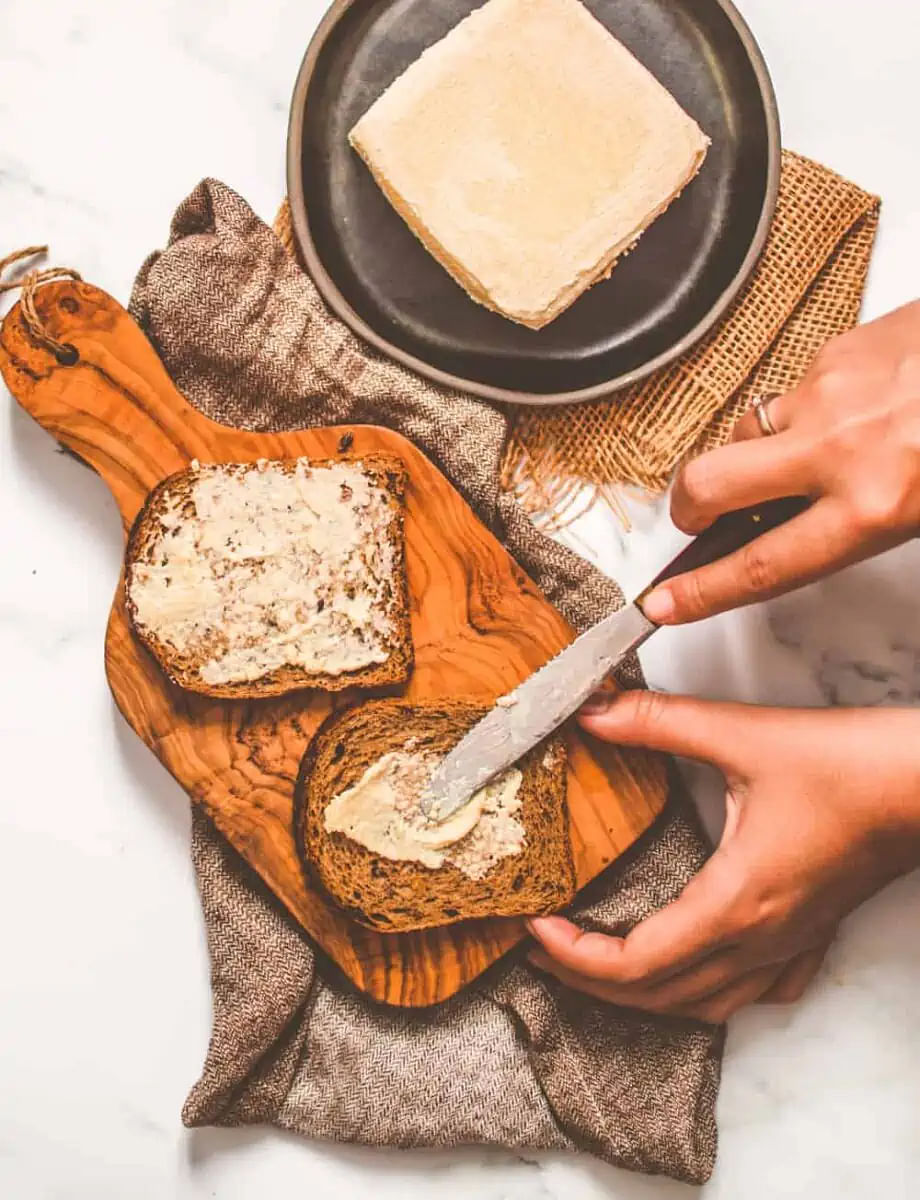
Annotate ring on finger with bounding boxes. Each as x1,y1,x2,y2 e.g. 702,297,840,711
750,393,780,437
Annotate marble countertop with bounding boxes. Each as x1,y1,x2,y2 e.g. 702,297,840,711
1,0,918,1195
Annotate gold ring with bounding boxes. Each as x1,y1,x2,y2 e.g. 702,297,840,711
751,394,779,437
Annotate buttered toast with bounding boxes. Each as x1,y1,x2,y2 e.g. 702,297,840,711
296,699,575,932
125,454,412,698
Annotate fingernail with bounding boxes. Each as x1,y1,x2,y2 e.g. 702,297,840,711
527,915,567,939
640,586,675,624
578,690,615,716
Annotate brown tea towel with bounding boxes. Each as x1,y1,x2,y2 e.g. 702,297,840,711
492,150,878,513
130,179,722,1184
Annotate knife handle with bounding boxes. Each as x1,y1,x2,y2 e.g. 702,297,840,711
639,495,811,602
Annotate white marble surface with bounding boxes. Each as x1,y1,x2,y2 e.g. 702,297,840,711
1,0,919,1195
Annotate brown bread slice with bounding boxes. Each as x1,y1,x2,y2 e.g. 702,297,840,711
295,699,575,932
124,453,412,698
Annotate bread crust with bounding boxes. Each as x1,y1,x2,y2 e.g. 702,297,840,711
124,453,413,698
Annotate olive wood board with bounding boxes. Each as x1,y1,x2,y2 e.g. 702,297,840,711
0,280,668,1006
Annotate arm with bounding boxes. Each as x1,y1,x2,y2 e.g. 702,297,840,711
642,300,920,625
528,692,920,1022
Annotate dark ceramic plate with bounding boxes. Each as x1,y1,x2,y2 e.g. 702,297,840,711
287,0,780,405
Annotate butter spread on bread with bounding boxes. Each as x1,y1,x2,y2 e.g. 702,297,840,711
324,750,524,878
349,0,709,329
125,454,412,698
296,700,575,932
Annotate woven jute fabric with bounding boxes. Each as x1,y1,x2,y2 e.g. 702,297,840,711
504,151,879,508
129,179,723,1185
506,151,880,507
277,150,878,514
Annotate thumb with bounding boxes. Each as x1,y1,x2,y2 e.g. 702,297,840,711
578,690,751,773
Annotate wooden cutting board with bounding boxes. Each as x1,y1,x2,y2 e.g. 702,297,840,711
1,279,667,1006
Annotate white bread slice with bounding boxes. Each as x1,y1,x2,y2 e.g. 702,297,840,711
349,0,709,330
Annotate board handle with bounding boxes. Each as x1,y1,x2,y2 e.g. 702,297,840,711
1,279,235,528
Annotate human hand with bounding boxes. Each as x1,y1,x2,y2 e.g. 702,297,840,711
642,300,920,625
528,691,920,1023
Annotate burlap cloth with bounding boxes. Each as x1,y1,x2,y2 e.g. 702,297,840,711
127,150,877,1186
488,150,876,515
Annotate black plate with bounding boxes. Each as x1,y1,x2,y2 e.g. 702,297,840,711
287,0,780,405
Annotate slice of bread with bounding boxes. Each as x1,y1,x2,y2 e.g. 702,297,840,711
125,454,412,698
349,0,709,329
296,699,575,932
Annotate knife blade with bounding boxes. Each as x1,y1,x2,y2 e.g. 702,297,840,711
423,494,810,822
423,602,655,818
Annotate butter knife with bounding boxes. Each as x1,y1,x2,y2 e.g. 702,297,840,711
424,495,809,821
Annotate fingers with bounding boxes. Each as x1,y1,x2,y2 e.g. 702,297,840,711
730,391,796,444
757,941,832,1004
671,965,787,1023
671,433,812,534
527,950,628,1006
528,948,787,1023
730,408,765,443
578,690,749,773
642,497,856,624
526,917,644,983
528,939,741,1007
527,912,831,1020
528,853,739,988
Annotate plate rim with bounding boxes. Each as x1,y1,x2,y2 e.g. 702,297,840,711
286,0,781,407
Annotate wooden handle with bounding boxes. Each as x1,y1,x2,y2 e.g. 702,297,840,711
640,496,811,600
0,280,285,530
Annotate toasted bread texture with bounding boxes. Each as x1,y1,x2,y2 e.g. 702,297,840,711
125,454,412,698
296,699,575,932
349,0,709,329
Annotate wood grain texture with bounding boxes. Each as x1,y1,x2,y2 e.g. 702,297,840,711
0,280,668,1006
